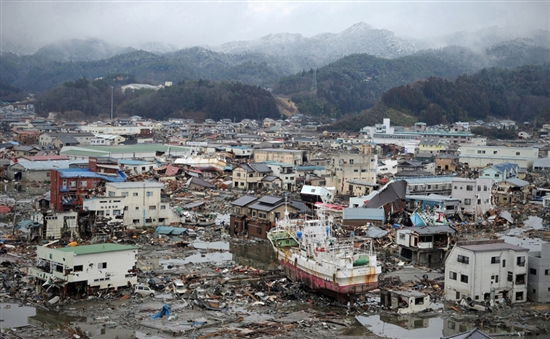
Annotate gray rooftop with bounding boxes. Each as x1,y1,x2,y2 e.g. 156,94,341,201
457,240,528,253
232,195,259,207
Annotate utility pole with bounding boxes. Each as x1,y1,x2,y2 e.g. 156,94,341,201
110,86,114,120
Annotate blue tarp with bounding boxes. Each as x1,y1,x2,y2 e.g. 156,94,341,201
155,226,188,235
151,304,170,319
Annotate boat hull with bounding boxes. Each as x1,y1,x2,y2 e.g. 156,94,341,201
279,259,378,297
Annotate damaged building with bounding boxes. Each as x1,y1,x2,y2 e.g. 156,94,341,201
396,225,456,268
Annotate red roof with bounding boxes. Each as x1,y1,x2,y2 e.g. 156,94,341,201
165,165,179,176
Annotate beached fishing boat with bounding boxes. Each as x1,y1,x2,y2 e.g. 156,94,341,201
267,207,381,299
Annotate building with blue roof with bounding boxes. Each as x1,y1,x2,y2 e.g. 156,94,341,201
479,162,519,183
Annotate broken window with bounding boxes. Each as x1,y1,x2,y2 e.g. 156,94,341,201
74,265,83,272
414,297,424,305
530,268,537,275
515,291,524,301
515,274,526,285
516,256,525,267
98,262,107,269
508,271,513,282
449,271,457,280
460,274,468,283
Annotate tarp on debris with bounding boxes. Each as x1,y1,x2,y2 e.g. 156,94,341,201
499,211,514,223
155,226,188,235
151,304,170,319
364,180,407,209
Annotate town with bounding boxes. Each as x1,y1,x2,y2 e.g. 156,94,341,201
1,102,550,339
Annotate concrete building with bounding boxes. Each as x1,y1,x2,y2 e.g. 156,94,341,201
444,240,528,303
264,161,296,191
527,243,550,303
402,176,455,196
90,134,126,146
458,145,538,169
328,148,378,194
29,244,138,293
496,178,530,206
253,149,306,166
83,181,180,228
451,178,494,215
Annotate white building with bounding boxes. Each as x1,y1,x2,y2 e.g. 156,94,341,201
30,243,138,291
451,178,494,215
458,145,539,169
527,243,550,303
444,240,528,303
90,134,126,146
83,182,180,228
43,211,79,239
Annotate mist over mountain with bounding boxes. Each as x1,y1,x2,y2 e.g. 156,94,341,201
1,23,549,101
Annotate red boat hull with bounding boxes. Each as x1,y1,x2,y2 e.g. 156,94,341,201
279,259,378,299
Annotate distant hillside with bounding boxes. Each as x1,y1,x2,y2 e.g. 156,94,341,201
273,51,482,118
36,78,280,122
1,48,286,93
327,65,550,131
33,39,134,62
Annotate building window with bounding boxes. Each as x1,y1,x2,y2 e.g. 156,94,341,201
466,185,473,191
491,274,499,283
149,206,156,210
516,152,520,156
122,192,128,197
502,259,506,267
133,219,139,224
259,212,267,218
545,269,550,275
133,192,138,197
135,207,139,210
456,291,460,300
515,274,526,285
460,274,468,283
516,256,525,267
80,181,87,187
257,228,262,235
113,210,121,216
457,255,469,264
491,256,500,264
146,191,153,197
98,262,107,269
515,291,524,301
160,205,166,210
508,271,513,282
449,271,457,280
74,265,83,272
530,268,537,275
464,199,471,205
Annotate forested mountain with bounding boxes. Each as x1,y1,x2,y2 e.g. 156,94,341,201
35,78,279,122
273,51,482,118
327,65,550,131
0,48,286,93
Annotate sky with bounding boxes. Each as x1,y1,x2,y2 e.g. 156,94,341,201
1,0,549,50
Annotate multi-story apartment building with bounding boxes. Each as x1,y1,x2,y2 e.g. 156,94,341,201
328,147,378,194
83,182,180,228
451,177,494,215
445,240,528,303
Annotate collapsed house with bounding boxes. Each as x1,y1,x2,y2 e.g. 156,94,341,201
380,289,431,314
396,225,456,268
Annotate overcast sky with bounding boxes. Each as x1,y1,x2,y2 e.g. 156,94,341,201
1,0,549,49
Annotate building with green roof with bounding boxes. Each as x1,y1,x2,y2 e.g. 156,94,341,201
30,243,138,292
